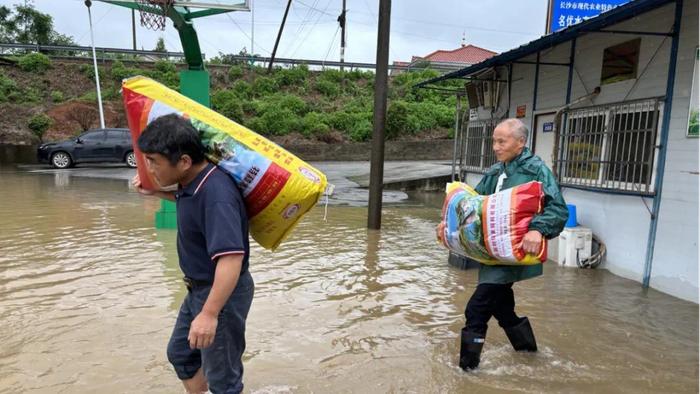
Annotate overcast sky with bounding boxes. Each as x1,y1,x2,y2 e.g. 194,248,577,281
2,0,549,63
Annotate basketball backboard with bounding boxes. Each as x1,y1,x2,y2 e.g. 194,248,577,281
101,0,249,11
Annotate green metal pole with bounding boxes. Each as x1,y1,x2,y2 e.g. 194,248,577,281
155,8,210,229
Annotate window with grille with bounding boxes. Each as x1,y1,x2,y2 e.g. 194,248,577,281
555,98,661,194
458,119,498,173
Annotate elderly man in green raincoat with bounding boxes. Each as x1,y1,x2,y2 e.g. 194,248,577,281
459,118,568,371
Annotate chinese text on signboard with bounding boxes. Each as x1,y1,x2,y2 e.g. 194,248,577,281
549,0,631,33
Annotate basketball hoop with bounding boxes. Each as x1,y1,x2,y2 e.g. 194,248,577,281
135,0,174,31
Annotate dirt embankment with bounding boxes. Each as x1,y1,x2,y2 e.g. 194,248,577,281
0,62,127,144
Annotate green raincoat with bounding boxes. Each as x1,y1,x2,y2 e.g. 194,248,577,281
474,147,569,284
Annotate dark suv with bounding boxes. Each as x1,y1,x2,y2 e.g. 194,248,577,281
37,128,136,169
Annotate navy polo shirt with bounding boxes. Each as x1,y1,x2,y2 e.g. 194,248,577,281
175,162,249,282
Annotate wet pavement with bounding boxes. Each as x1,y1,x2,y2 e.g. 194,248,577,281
0,166,697,393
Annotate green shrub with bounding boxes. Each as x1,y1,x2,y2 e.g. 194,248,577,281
79,87,119,102
301,112,330,137
328,110,371,133
211,89,244,121
50,90,64,102
349,119,373,142
19,87,42,104
154,60,177,74
257,93,307,116
347,69,374,81
0,72,18,102
386,100,414,138
220,100,244,121
244,116,266,132
110,60,143,81
28,114,52,142
228,65,244,80
18,53,52,73
315,79,339,97
252,76,278,96
79,64,109,82
80,91,97,102
231,80,252,99
144,68,179,89
241,99,259,115
274,64,309,87
317,68,344,83
343,97,372,113
211,89,237,109
259,107,301,135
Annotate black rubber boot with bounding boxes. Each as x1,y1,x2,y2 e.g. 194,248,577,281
459,329,485,370
504,317,537,352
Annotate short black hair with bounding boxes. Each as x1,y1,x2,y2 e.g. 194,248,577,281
137,114,206,165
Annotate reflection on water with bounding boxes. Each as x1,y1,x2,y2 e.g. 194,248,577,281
0,169,697,393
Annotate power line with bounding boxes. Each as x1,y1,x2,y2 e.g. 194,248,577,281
322,25,339,64
361,0,398,59
289,0,333,58
293,0,335,17
282,0,319,57
76,6,113,44
224,11,272,54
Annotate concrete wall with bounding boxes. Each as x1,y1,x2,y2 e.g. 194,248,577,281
0,144,38,164
466,1,699,302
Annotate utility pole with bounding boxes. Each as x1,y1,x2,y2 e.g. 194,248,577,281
338,0,346,71
268,0,292,73
131,9,137,50
85,0,106,129
251,0,254,57
367,0,390,230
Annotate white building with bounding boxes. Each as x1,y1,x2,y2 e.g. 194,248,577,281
420,0,699,302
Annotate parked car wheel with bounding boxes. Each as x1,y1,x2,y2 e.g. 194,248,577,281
51,151,73,169
125,151,137,168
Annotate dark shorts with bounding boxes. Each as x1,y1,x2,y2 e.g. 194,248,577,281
167,271,254,394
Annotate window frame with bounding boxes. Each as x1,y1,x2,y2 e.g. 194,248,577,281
556,97,663,195
600,38,642,86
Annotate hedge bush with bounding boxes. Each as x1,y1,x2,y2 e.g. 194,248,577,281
18,53,52,73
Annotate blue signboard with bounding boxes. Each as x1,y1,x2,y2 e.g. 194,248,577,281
549,0,631,33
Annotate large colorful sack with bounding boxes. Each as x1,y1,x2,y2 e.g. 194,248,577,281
122,76,330,250
437,181,546,265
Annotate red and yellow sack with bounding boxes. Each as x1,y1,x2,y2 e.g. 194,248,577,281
122,76,329,250
437,181,546,265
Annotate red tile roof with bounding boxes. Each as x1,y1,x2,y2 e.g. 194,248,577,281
419,44,497,65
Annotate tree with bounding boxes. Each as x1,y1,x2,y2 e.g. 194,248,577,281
13,2,53,45
0,2,77,49
154,37,166,52
0,6,13,42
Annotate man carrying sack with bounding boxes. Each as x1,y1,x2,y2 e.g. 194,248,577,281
459,118,568,371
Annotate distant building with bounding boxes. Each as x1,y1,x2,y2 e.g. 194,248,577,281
392,44,497,74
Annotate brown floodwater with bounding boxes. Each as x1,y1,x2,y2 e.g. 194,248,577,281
0,168,697,393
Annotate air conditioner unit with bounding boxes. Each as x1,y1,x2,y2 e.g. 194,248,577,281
557,227,593,267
